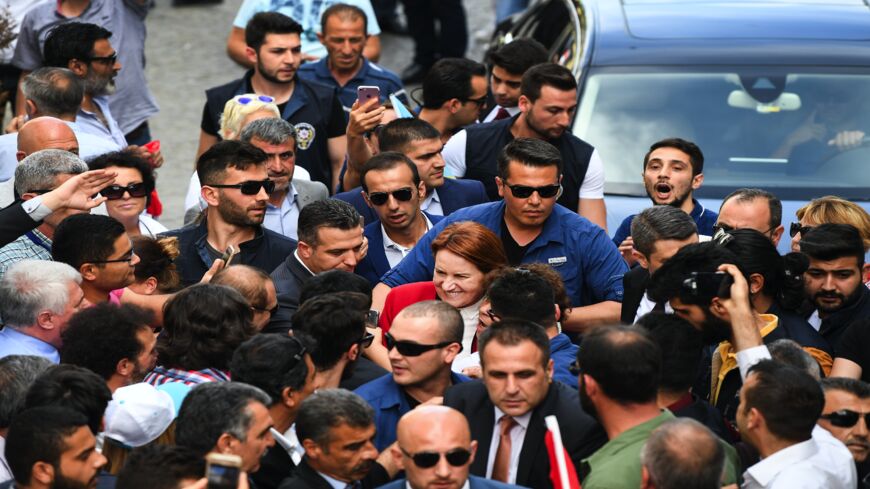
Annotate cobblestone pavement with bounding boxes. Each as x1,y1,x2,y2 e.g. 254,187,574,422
146,0,496,228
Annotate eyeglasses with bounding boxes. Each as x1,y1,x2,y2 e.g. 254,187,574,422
237,95,275,104
207,179,276,195
251,304,279,316
384,332,459,357
820,409,870,428
90,254,135,264
88,52,118,65
483,309,500,323
400,447,472,468
101,183,150,200
367,188,414,206
462,95,487,108
504,182,561,199
358,332,375,349
790,222,814,238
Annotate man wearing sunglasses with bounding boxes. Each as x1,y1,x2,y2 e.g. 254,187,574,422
354,152,443,286
443,63,607,230
164,140,297,287
417,58,487,143
355,301,468,451
381,406,522,489
715,188,785,247
819,378,870,483
376,138,627,332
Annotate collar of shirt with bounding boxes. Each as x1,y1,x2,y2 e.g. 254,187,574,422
0,327,59,362
483,105,521,123
55,0,101,17
497,200,567,249
317,470,354,489
711,314,778,404
744,437,819,487
267,184,299,214
807,309,821,331
271,426,304,465
293,249,316,276
584,411,674,466
313,56,371,84
689,198,706,221
492,406,533,431
421,188,442,213
382,213,432,253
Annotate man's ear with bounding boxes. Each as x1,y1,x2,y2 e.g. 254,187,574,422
297,240,313,260
79,263,99,282
15,150,26,162
708,297,729,320
116,358,133,377
244,46,259,66
446,98,462,114
24,99,37,118
553,303,561,323
281,386,297,409
640,466,653,489
347,343,360,362
142,276,159,295
215,433,237,454
302,439,321,460
748,273,765,295
495,176,505,199
201,185,220,207
468,439,478,465
390,443,405,471
518,95,532,113
67,59,88,77
32,460,55,485
691,172,704,190
361,190,373,209
35,310,55,330
633,250,649,270
416,180,427,200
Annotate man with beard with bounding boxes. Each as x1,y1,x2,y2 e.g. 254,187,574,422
577,325,738,489
163,140,297,286
819,378,870,482
59,303,158,394
647,242,829,423
239,118,328,240
443,63,607,230
1,407,107,489
799,224,870,354
611,138,717,265
200,13,347,192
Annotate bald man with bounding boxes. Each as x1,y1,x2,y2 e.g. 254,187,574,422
640,418,725,489
383,406,522,489
210,265,278,331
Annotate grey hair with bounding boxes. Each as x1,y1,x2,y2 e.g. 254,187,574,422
397,300,464,344
820,377,870,398
767,339,821,380
640,418,725,489
296,389,374,447
631,205,698,258
0,260,82,328
21,67,85,117
720,188,782,229
239,117,297,146
0,355,54,429
14,149,87,196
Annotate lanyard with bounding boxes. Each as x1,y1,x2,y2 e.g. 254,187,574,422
24,231,51,253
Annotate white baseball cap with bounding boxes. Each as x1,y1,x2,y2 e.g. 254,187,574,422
103,383,176,448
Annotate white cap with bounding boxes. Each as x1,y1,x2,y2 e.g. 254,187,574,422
103,383,176,447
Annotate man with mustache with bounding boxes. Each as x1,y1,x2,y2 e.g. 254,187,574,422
819,378,870,483
239,118,328,241
611,138,718,266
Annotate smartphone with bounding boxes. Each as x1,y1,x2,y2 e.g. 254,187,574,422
205,453,241,489
357,86,380,110
683,271,733,299
219,245,238,268
366,309,380,326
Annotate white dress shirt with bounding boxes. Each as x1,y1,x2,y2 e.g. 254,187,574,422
633,292,674,323
485,407,532,484
807,310,822,331
421,189,443,216
271,425,304,465
382,214,432,268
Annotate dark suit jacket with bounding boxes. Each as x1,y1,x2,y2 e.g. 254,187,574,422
267,253,313,334
377,475,526,489
0,201,40,248
277,459,390,489
620,266,650,324
334,178,489,226
252,443,296,489
443,381,606,489
355,212,444,286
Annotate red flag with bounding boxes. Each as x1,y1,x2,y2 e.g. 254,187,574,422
545,416,582,489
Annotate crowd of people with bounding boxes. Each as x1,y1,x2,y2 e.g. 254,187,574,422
0,1,869,489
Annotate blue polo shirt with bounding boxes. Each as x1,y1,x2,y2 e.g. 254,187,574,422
550,333,580,389
380,201,627,306
355,372,469,451
297,57,407,115
611,199,719,247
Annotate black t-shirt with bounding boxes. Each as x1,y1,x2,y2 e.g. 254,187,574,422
403,390,422,409
836,319,870,383
500,219,531,266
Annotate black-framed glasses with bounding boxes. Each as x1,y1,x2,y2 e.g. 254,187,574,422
88,52,118,65
504,182,561,199
90,254,135,265
384,332,459,357
483,309,500,323
237,95,274,105
400,447,472,468
101,183,149,200
358,332,375,349
790,222,814,238
207,179,275,195
367,188,413,206
462,95,487,108
820,409,870,428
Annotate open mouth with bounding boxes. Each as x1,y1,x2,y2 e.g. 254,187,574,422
654,182,672,199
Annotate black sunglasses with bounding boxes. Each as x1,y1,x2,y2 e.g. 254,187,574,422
101,183,149,200
462,95,487,108
790,222,813,238
367,188,414,206
385,332,459,357
820,409,870,428
358,332,375,349
400,447,472,468
208,179,275,195
88,52,118,64
504,183,561,199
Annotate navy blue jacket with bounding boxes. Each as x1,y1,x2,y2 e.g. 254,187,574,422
334,178,489,226
355,212,444,286
355,371,469,451
377,475,526,489
612,199,718,246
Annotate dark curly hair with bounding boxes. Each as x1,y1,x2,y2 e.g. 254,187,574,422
87,149,156,202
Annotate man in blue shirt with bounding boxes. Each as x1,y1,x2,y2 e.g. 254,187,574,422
374,138,627,332
0,260,86,363
355,301,468,450
612,138,718,265
298,4,406,115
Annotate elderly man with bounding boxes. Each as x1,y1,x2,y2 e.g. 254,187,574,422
0,260,85,362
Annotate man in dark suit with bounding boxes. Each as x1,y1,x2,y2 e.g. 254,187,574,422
278,389,392,489
354,152,444,285
268,199,364,333
334,118,487,226
443,319,606,489
380,405,523,489
620,205,698,324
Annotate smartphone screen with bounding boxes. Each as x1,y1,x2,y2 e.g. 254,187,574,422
206,454,241,489
357,86,380,110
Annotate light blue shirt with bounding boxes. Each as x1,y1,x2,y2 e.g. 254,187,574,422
233,0,381,59
0,327,59,363
76,96,129,149
264,184,300,240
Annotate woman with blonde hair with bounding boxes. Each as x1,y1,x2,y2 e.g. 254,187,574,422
791,196,870,253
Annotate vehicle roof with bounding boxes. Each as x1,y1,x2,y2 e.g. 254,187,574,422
588,0,870,67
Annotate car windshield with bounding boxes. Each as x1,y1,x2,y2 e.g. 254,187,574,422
573,69,870,201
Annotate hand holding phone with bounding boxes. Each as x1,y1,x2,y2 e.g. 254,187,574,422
220,245,239,268
357,86,380,112
682,271,733,299
206,453,241,489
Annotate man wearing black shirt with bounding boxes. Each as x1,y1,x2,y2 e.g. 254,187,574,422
197,13,347,191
